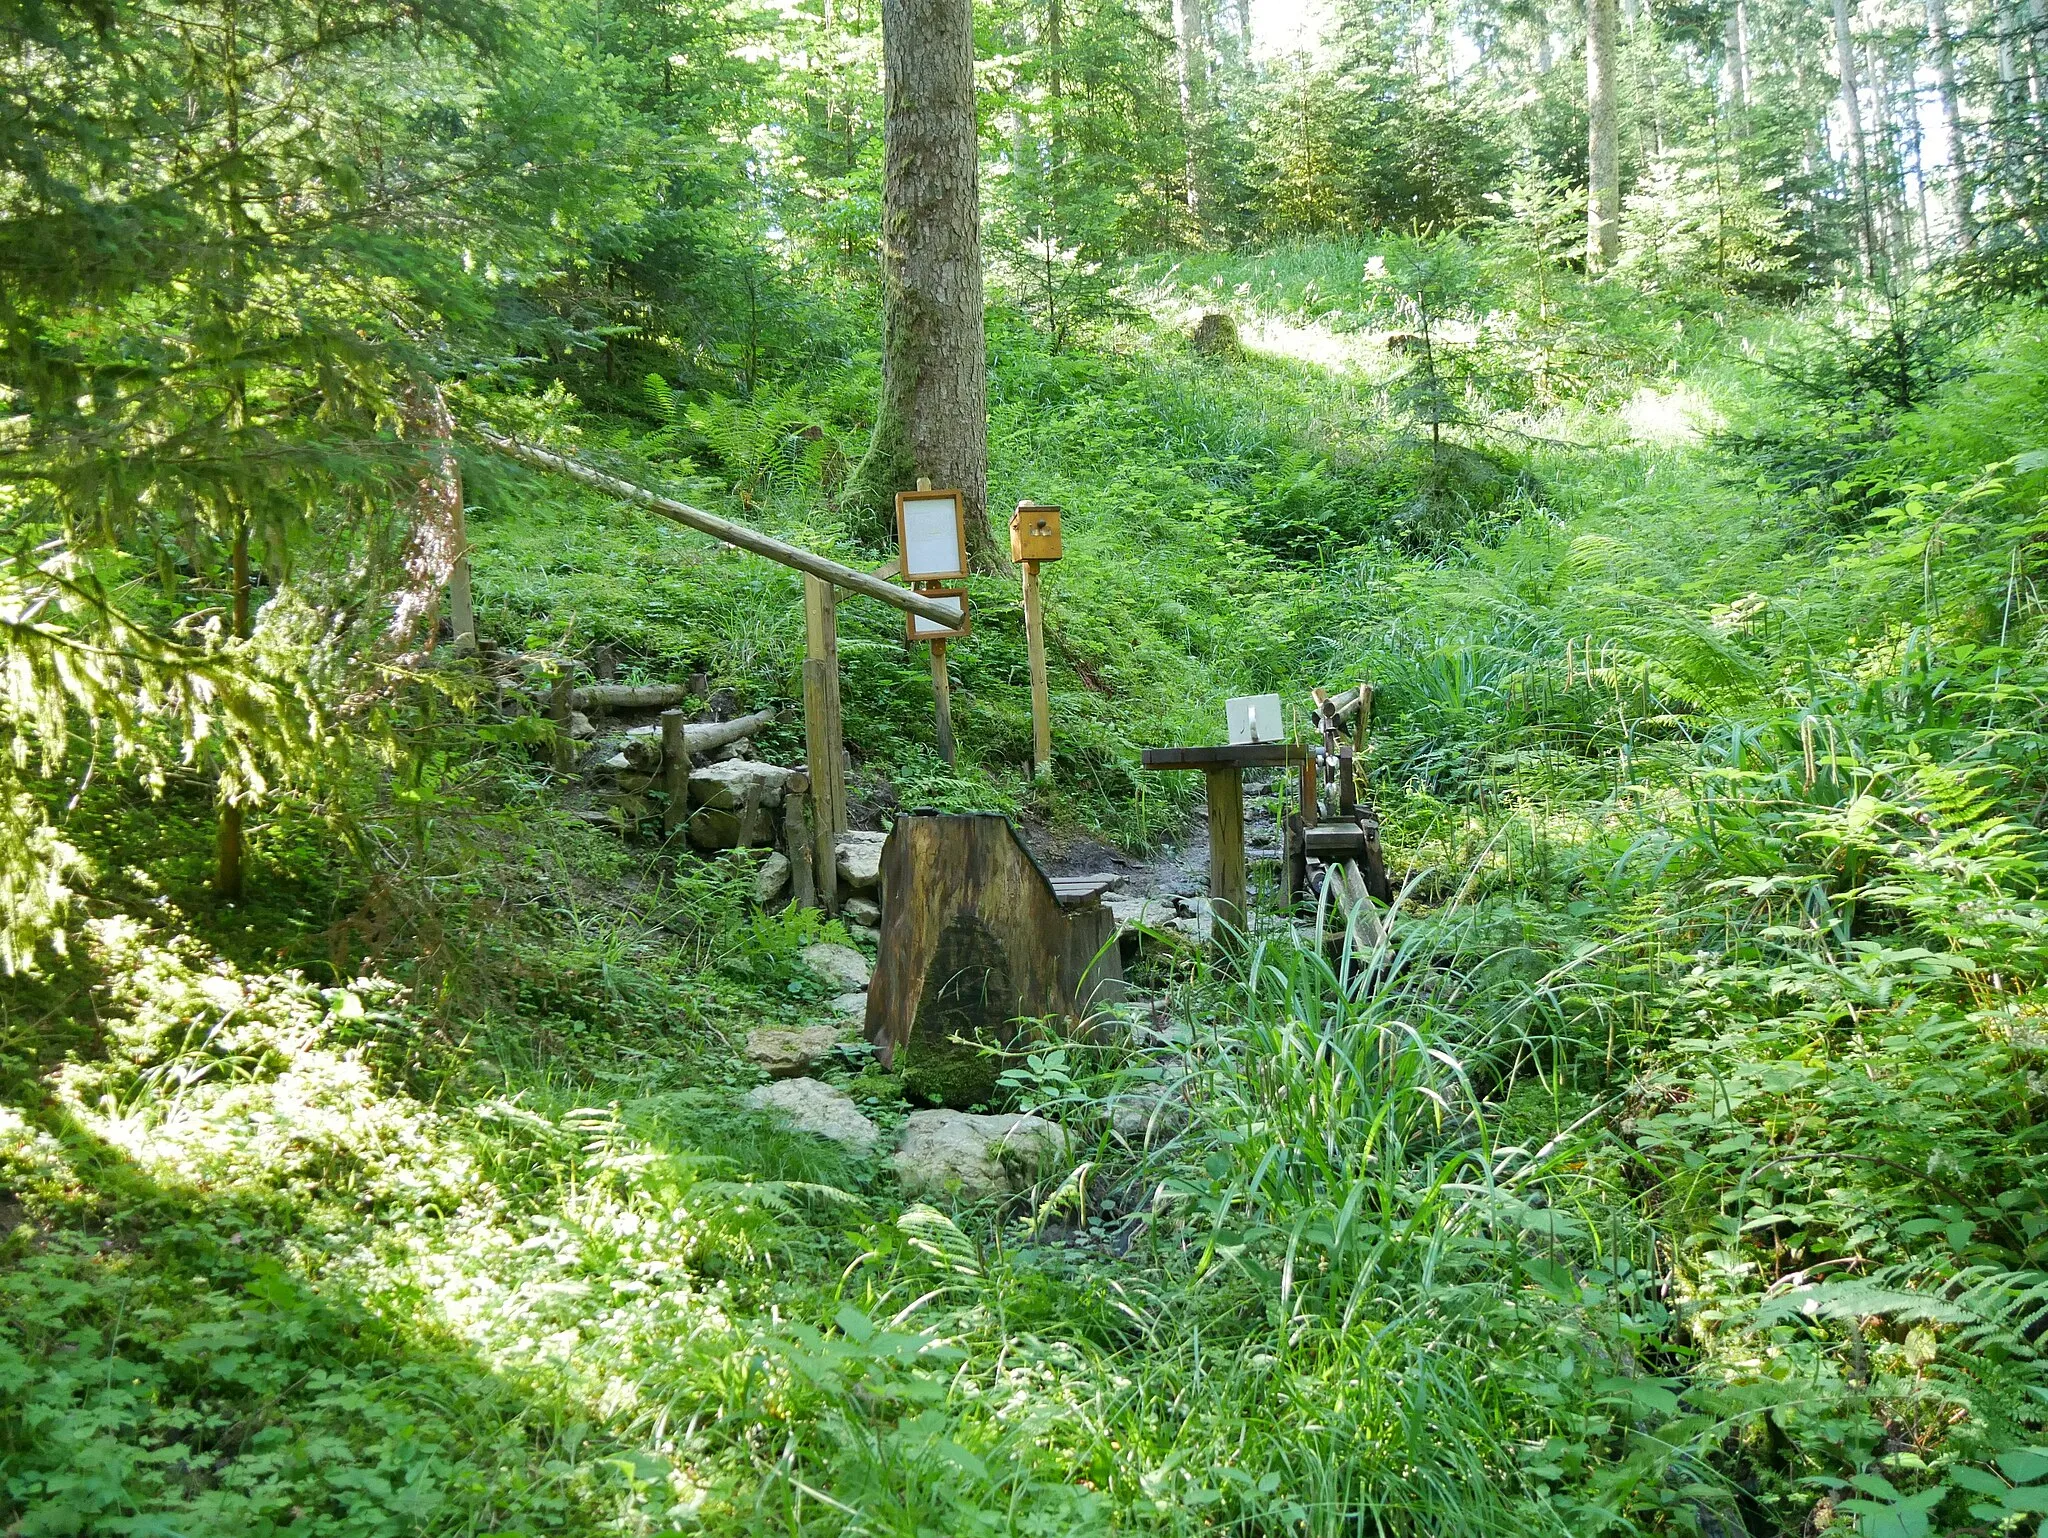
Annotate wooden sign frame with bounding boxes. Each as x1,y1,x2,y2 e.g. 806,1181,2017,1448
896,489,969,582
905,586,970,641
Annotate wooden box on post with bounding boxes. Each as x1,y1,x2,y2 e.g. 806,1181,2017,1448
1009,503,1062,563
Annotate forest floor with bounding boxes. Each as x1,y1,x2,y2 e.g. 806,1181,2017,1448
7,242,2048,1536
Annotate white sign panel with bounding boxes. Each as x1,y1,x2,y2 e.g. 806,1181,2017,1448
1227,693,1285,745
898,492,967,581
907,590,968,640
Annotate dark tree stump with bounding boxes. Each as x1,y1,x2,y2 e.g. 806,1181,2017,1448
866,813,1124,1107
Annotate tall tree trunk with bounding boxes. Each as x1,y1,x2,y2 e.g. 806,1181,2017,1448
1724,0,1749,109
1832,0,1880,279
1586,0,1621,269
1172,0,1204,221
1866,37,1915,269
853,0,999,570
1924,0,1976,248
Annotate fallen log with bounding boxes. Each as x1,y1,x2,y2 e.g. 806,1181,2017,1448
573,682,696,712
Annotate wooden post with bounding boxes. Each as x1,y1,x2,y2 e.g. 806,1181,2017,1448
660,709,691,834
784,771,817,910
929,635,956,768
1354,681,1373,757
1021,558,1051,777
1203,764,1247,949
1337,744,1356,817
803,575,845,912
547,670,574,772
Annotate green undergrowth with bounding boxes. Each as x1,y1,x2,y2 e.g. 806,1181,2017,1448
12,242,2048,1534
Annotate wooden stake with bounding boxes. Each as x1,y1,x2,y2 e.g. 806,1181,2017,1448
1021,558,1051,777
547,670,574,772
803,575,845,911
929,635,956,767
784,771,817,910
1203,764,1247,949
660,709,691,834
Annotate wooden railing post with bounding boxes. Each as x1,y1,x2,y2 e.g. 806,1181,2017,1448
1021,558,1051,777
803,576,846,911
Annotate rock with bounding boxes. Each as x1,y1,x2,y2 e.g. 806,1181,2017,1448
688,804,775,850
744,1024,842,1078
1110,1092,1189,1145
849,923,880,947
801,942,871,992
690,759,794,811
1107,895,1177,932
747,1078,879,1152
835,830,887,892
829,991,868,1019
753,851,792,904
569,710,595,740
892,1111,1070,1201
843,896,881,928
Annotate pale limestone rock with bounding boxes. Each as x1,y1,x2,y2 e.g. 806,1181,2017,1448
801,942,870,992
835,830,887,892
753,852,791,904
829,991,868,1019
744,1024,841,1078
892,1111,1070,1201
690,759,794,811
746,1078,878,1152
843,896,881,928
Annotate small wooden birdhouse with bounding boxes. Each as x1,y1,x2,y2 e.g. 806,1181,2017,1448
1009,502,1063,562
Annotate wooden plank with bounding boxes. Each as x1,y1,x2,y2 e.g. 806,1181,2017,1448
1021,558,1052,776
1048,874,1121,907
802,576,843,912
929,635,956,767
1204,764,1247,947
476,427,961,627
1140,742,1310,770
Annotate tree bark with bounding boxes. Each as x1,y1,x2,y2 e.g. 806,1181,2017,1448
1924,0,1976,248
1832,0,1880,279
1172,0,1205,220
1724,0,1749,109
852,0,1001,572
1586,0,1621,269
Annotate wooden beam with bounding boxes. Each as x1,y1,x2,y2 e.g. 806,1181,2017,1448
1021,558,1051,776
476,427,961,627
1204,764,1248,949
784,771,817,910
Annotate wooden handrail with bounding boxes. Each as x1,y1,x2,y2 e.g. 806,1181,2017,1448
475,426,962,627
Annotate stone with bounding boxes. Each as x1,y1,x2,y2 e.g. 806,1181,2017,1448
1110,1092,1189,1145
746,1078,878,1152
744,1024,842,1078
569,711,594,739
801,942,871,992
843,896,881,928
892,1111,1070,1201
753,851,791,904
690,759,794,812
849,923,880,947
829,991,868,1019
835,830,887,892
688,804,775,850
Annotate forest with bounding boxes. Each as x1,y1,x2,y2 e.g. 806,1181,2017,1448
5,0,2048,1530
